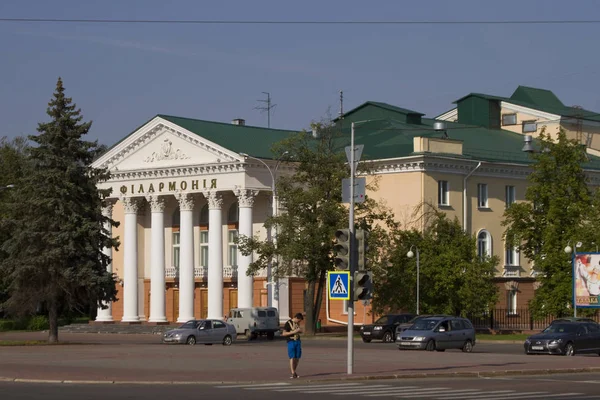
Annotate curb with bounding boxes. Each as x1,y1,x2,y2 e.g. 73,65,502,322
2,367,600,386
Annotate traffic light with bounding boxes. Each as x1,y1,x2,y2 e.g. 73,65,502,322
354,270,373,301
356,229,369,271
333,229,350,270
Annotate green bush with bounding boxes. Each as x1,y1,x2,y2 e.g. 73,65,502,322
26,315,49,331
0,320,15,332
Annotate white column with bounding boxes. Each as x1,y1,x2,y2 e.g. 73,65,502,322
236,189,258,308
177,193,196,323
121,197,140,322
205,191,223,319
147,195,167,323
96,203,115,322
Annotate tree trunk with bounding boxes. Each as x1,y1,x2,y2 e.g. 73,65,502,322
48,298,59,343
313,269,326,333
304,280,316,336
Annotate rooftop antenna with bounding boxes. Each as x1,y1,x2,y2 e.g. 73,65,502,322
254,92,277,128
339,90,344,119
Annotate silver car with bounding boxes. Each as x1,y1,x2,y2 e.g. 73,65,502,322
162,319,237,346
396,316,476,352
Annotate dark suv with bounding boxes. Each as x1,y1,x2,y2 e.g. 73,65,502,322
360,313,415,343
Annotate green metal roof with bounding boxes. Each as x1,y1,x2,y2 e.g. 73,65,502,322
454,86,600,122
158,115,299,159
335,101,424,122
334,117,600,170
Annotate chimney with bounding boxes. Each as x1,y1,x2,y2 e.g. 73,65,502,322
232,118,245,126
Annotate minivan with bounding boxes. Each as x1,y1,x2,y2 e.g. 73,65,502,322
227,307,279,340
396,316,476,352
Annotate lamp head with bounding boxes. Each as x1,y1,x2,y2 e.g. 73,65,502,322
564,245,572,254
407,250,414,258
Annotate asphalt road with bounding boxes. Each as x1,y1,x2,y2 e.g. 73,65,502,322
2,373,600,400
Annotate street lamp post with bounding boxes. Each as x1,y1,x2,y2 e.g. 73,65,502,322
239,152,289,311
564,241,582,318
407,245,420,315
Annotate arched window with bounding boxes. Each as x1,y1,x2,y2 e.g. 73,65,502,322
477,230,492,259
172,207,180,269
227,202,239,267
199,205,208,268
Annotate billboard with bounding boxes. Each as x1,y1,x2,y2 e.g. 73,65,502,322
573,253,600,308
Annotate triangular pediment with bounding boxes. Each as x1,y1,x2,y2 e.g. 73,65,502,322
93,116,243,171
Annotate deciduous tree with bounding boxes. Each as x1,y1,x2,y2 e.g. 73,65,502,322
503,129,592,319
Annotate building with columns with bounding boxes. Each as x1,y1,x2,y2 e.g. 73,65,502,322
93,86,600,325
92,115,305,324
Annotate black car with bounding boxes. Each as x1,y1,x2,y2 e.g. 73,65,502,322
524,321,600,356
395,314,452,336
360,313,414,343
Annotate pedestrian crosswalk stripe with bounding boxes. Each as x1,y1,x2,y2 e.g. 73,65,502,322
304,385,391,393
365,387,450,396
216,383,588,399
434,390,515,399
398,389,482,398
273,383,362,391
216,382,290,388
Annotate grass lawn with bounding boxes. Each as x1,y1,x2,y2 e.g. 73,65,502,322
477,333,530,341
0,340,51,346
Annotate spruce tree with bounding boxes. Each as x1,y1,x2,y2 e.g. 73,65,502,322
0,78,119,342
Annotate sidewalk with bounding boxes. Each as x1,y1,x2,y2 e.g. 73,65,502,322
1,331,598,384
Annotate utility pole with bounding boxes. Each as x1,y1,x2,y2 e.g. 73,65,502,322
347,121,356,375
254,92,277,128
339,90,344,119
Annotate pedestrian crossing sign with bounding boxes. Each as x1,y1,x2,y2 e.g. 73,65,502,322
328,271,350,300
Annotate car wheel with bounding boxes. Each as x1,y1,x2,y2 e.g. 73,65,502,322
382,331,393,343
186,336,196,345
462,340,473,353
267,332,275,340
362,337,372,343
223,335,233,346
425,340,436,352
564,342,575,356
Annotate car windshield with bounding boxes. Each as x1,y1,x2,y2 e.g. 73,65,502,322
375,316,392,324
180,321,200,329
410,319,439,331
542,324,577,334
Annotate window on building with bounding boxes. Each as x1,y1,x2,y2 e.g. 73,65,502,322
505,242,519,266
438,180,449,206
477,230,492,259
477,183,488,208
172,232,180,269
502,113,517,126
172,208,180,269
507,290,517,315
505,185,516,207
228,230,238,267
227,202,239,267
522,120,537,133
199,204,209,268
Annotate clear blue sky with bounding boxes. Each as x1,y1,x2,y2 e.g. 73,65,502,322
2,0,600,146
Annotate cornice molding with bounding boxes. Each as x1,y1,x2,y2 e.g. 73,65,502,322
107,162,245,182
372,156,532,179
